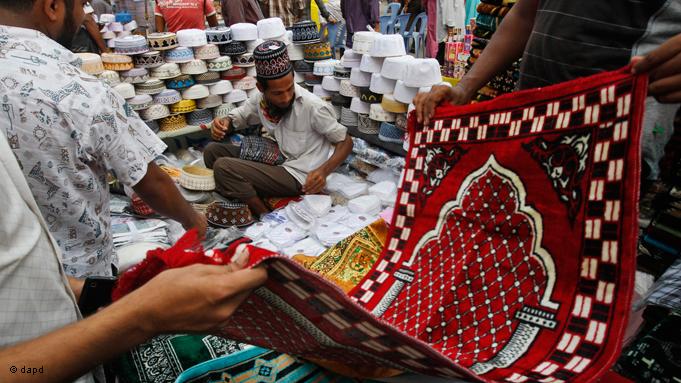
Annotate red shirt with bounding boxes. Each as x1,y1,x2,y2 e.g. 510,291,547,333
154,0,216,32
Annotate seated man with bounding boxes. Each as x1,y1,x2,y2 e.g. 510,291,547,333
206,40,353,217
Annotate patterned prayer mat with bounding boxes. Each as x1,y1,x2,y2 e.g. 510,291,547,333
114,68,646,383
174,346,359,383
115,335,247,383
293,219,389,293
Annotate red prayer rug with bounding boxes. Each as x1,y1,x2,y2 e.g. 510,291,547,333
114,67,646,383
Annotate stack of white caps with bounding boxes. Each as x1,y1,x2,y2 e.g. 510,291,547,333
369,34,407,57
257,18,287,40
231,23,258,41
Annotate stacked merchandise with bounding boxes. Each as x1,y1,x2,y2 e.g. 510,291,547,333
86,24,281,137
347,32,444,151
247,179,398,257
467,0,520,101
98,12,139,50
289,20,338,105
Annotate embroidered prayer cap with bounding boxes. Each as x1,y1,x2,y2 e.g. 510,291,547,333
253,40,293,80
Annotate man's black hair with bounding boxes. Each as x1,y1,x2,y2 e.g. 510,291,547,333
0,0,75,12
0,0,36,11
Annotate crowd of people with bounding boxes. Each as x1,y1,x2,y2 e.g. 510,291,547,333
1,0,680,382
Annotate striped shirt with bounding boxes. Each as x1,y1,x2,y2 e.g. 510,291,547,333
518,0,675,89
263,0,306,27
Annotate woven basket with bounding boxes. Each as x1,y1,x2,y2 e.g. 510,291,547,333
179,165,216,191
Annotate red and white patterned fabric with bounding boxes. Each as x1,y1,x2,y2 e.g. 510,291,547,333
114,67,646,383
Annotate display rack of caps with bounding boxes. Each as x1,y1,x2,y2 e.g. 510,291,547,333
147,32,178,51
194,44,220,60
165,74,195,90
232,53,255,67
214,103,237,119
160,114,188,132
220,40,247,56
76,53,105,75
165,46,195,63
98,70,121,86
113,83,135,99
198,94,223,109
221,66,247,81
171,99,197,114
101,53,133,71
351,31,381,55
134,51,165,68
136,79,166,95
176,29,208,47
181,59,208,75
154,89,182,105
207,56,233,72
151,63,181,79
206,27,232,45
224,89,248,104
257,18,287,40
99,13,140,50
141,104,171,121
114,35,149,55
303,42,332,62
187,108,214,126
121,68,150,84
209,80,233,95
231,23,258,41
182,84,210,100
195,71,221,85
292,20,321,44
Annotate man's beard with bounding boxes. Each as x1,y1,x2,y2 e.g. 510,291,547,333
267,98,294,119
57,8,79,49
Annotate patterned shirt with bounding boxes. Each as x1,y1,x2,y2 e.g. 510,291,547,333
263,0,306,27
0,26,166,278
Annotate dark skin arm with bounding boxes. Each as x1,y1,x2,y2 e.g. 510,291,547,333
207,13,219,28
303,134,353,194
414,0,539,125
132,162,207,238
155,15,165,32
83,13,109,53
632,33,681,103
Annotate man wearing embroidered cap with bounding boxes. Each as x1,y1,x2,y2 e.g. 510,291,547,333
206,40,353,217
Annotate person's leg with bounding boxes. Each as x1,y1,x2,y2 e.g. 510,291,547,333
641,98,679,181
212,157,301,216
203,142,241,169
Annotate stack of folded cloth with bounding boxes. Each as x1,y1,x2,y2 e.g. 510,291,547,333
467,0,520,102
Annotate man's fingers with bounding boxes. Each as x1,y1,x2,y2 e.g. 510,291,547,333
647,53,681,82
220,268,268,295
633,37,681,74
656,89,681,104
414,94,425,123
649,73,681,96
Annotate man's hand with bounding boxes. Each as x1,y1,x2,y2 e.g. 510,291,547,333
129,246,267,334
184,211,207,239
327,15,338,24
632,33,681,103
211,117,232,141
302,168,328,194
414,84,471,126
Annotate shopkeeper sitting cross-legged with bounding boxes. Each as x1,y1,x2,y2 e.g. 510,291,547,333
204,40,353,217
